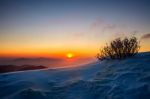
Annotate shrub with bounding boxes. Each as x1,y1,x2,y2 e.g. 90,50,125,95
97,36,140,60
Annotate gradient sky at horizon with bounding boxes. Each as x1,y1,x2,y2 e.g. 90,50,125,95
0,0,150,58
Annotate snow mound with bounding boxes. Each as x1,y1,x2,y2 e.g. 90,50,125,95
0,52,150,99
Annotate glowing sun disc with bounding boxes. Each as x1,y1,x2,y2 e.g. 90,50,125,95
66,53,74,58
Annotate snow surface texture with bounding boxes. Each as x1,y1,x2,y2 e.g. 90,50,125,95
0,52,150,99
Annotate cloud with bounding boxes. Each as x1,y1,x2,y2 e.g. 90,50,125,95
141,33,150,39
90,18,104,29
131,30,139,35
102,24,116,32
90,17,142,39
90,17,116,33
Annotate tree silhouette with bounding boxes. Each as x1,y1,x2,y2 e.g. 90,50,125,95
97,36,140,60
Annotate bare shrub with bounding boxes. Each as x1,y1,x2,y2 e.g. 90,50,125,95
97,36,140,60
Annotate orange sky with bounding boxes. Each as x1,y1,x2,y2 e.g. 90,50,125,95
0,0,150,59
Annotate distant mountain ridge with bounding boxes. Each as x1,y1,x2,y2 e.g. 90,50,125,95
13,57,62,61
0,65,47,73
0,57,64,67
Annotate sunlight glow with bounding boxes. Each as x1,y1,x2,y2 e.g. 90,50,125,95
66,53,74,59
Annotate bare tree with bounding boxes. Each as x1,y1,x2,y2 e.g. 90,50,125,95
97,36,140,60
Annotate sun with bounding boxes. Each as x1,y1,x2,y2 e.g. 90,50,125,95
66,53,74,58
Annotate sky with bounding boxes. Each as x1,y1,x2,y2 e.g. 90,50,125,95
0,0,150,61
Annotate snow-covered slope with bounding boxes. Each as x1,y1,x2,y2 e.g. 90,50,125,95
0,52,150,99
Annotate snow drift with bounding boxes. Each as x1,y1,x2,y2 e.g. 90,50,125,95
0,52,150,99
